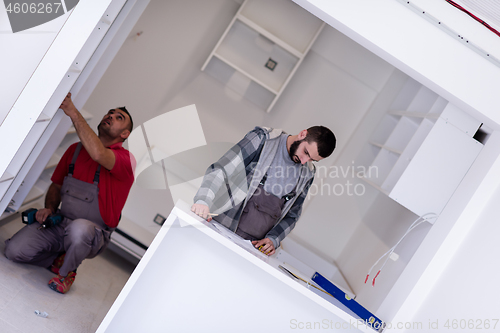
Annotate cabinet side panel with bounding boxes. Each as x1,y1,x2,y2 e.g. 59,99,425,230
389,118,483,216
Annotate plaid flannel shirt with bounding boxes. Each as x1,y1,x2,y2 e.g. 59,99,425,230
194,126,315,248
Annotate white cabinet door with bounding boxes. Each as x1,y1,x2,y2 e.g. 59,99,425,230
389,118,483,216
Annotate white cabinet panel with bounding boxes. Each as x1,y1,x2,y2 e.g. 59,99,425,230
362,76,483,217
98,202,371,333
390,118,483,216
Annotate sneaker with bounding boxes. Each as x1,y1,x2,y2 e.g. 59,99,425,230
49,253,66,275
48,271,76,294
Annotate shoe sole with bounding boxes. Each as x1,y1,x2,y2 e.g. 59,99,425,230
48,282,64,294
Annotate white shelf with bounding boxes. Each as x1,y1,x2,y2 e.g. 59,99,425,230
389,83,443,119
369,142,402,155
361,175,389,195
388,111,439,119
212,53,280,94
239,0,324,54
0,171,14,183
237,15,302,58
215,20,298,93
384,116,420,153
36,112,51,122
202,0,324,112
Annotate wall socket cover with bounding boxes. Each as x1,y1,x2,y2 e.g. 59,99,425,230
265,58,277,71
154,214,166,226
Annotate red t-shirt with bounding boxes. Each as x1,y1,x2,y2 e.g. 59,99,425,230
51,142,135,228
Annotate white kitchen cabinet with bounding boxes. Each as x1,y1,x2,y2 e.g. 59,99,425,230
362,77,483,216
6,109,94,215
97,201,373,333
0,0,129,219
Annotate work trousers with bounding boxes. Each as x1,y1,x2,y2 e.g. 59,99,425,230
4,216,109,277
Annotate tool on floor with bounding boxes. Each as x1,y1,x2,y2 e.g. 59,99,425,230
34,310,48,318
22,208,62,229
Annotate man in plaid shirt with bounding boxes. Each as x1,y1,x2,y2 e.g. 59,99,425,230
192,126,336,255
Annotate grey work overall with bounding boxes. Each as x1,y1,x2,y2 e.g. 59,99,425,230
235,173,295,241
5,143,113,276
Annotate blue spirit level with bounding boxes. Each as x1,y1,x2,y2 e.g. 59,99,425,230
311,272,384,332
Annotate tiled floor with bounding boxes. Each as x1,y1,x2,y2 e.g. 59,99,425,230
0,212,137,333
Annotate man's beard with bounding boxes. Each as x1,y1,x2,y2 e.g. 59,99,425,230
289,139,305,164
97,123,115,139
97,123,106,136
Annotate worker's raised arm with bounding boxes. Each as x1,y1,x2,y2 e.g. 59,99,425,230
59,93,116,170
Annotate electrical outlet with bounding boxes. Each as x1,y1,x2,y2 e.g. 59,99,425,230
265,58,277,71
154,214,166,226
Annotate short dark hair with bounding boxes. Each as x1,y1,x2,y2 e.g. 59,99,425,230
118,107,133,132
305,126,336,158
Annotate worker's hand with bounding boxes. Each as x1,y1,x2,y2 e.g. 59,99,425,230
60,92,78,117
191,203,212,222
35,208,53,223
252,238,275,256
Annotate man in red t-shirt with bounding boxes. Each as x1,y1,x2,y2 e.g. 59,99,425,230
5,93,135,294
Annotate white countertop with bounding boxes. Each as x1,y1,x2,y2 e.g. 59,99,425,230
97,200,375,332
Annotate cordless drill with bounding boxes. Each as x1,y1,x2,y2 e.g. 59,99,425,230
22,208,62,229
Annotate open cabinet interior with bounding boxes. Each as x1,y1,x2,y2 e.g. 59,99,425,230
307,70,485,316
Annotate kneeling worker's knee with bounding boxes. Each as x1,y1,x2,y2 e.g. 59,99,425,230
67,220,96,245
4,240,24,262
